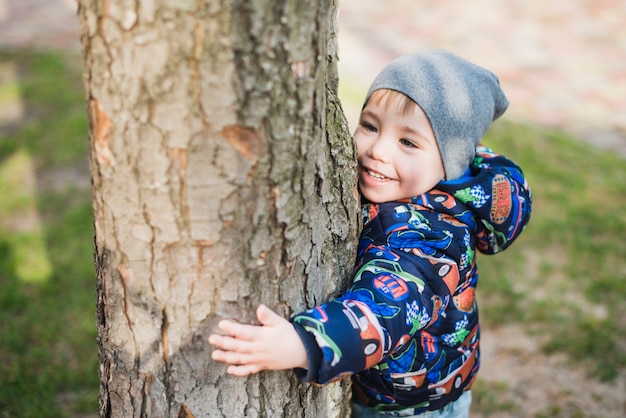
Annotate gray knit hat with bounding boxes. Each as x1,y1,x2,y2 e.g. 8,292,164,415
365,49,509,180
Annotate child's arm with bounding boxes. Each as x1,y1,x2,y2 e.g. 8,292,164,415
473,145,532,253
436,144,532,254
208,304,308,376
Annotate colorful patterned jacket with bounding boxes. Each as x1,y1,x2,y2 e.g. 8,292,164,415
291,146,532,413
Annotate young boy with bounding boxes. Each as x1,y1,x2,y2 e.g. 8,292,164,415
209,49,532,417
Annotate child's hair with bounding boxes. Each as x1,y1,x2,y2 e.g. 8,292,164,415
367,89,419,117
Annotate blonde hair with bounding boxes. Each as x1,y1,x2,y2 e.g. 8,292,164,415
367,89,419,116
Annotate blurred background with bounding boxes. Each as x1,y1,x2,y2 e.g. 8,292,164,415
337,0,626,153
0,0,624,416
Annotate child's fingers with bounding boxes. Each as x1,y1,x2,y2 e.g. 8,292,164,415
211,348,251,365
255,304,284,327
216,319,259,342
208,333,255,354
207,333,228,350
226,363,262,377
211,348,265,374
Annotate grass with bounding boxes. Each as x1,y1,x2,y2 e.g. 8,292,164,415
470,379,519,416
0,51,98,417
0,49,624,417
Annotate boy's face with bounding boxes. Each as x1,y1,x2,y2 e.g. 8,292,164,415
354,90,445,203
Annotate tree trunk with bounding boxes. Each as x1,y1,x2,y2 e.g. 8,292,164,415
78,0,358,417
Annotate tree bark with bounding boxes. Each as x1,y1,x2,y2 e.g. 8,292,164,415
78,0,359,417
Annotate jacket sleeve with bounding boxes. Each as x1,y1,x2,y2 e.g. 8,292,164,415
440,145,532,254
290,229,439,384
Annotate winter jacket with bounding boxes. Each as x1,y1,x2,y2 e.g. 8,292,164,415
291,146,532,413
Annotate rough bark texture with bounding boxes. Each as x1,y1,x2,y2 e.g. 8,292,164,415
78,0,359,417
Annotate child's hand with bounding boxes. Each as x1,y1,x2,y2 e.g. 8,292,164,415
208,304,308,376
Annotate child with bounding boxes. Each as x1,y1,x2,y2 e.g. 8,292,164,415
209,49,532,417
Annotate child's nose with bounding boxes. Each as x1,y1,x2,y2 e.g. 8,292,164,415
367,137,391,163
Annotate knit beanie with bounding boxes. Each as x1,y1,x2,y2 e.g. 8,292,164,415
364,49,509,180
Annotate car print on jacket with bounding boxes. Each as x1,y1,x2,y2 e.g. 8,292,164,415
342,300,389,369
354,258,425,294
428,324,479,400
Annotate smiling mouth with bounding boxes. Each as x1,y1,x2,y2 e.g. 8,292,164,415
365,169,391,181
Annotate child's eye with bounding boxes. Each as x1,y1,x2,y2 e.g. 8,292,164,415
361,122,377,133
400,138,417,148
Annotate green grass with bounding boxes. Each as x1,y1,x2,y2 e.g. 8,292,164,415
470,379,519,416
0,51,98,417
